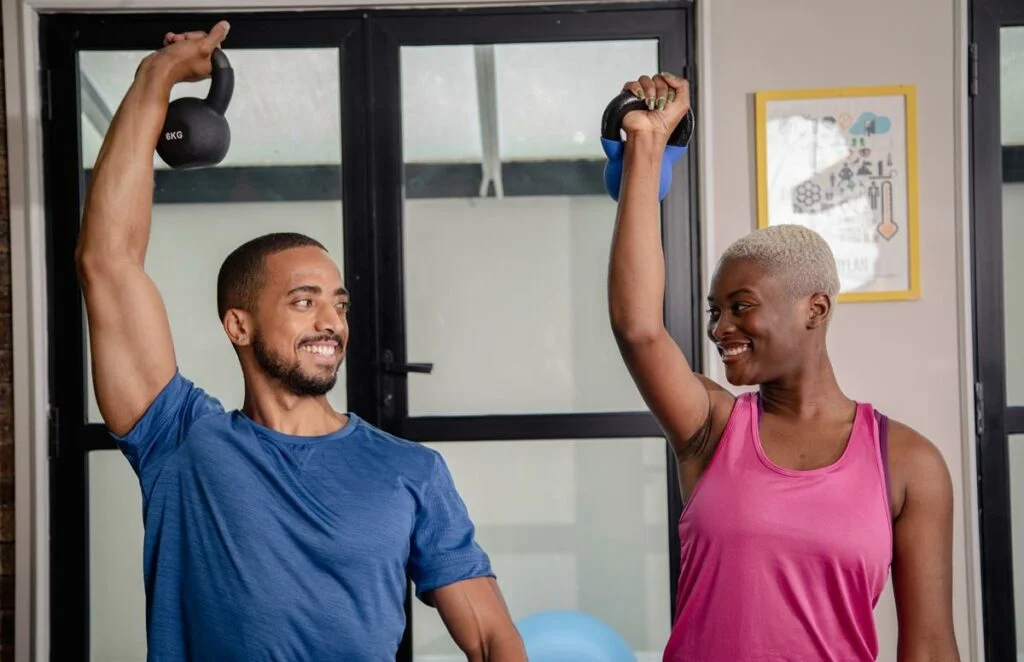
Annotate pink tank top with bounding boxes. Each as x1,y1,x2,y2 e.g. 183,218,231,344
663,392,893,661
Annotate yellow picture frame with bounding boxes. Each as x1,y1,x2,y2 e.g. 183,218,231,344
754,85,920,303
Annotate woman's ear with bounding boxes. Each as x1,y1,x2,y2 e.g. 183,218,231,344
807,292,832,329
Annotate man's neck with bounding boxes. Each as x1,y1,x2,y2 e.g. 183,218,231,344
241,385,347,437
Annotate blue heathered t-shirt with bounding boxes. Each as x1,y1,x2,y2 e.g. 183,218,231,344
112,370,494,661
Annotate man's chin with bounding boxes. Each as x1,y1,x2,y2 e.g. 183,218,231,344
290,380,337,397
276,367,338,397
301,365,339,382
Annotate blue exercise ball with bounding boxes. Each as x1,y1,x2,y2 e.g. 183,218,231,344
515,610,637,662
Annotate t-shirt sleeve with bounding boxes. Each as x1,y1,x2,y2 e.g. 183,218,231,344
409,452,495,602
110,369,224,480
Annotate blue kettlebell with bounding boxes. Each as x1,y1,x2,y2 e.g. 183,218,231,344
600,91,694,202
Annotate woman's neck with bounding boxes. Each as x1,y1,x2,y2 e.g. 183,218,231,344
759,353,852,419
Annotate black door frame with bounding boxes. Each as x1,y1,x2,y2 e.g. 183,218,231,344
970,0,1024,659
39,4,699,660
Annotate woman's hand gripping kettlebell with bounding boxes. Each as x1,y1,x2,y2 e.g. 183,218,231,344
620,72,691,146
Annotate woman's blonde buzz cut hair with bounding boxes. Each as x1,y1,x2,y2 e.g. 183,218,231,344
717,224,841,303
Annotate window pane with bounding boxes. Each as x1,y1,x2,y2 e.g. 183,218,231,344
88,451,146,662
1001,27,1024,405
399,40,658,163
79,49,342,168
1002,27,1024,145
494,41,659,161
1009,434,1024,654
79,49,347,422
400,46,482,163
400,41,660,417
412,438,671,660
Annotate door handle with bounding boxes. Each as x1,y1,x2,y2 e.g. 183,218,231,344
381,350,434,375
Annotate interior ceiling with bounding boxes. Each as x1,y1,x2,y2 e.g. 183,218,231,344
78,40,659,170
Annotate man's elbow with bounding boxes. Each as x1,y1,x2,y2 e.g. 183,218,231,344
75,246,143,290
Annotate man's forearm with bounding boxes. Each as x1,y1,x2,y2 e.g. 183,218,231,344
78,56,176,266
473,629,526,662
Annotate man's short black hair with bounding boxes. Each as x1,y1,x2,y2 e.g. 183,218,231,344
216,232,327,319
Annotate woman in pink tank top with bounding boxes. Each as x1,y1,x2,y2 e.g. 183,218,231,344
607,72,960,661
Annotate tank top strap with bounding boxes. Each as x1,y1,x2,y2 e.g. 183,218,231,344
872,407,894,522
687,391,758,489
841,399,896,549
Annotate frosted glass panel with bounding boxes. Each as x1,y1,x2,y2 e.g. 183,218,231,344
79,43,659,166
1004,184,1024,406
400,37,658,417
80,50,348,423
400,46,482,163
89,451,147,662
79,49,342,168
1003,28,1024,405
1009,436,1024,655
403,197,648,416
494,40,658,160
412,438,671,660
1002,28,1024,145
400,40,658,164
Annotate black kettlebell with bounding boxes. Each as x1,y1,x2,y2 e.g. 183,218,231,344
600,91,695,201
156,48,234,170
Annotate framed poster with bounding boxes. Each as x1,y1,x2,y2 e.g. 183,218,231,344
754,85,920,302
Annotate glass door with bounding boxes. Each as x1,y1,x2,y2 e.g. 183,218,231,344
971,0,1024,659
40,5,699,661
368,8,698,660
40,13,371,661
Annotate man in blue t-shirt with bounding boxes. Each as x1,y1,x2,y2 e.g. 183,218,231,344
76,21,525,661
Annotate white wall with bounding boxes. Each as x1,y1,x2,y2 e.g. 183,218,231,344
703,0,971,659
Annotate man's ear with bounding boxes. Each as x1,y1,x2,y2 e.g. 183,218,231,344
223,309,253,347
807,293,831,329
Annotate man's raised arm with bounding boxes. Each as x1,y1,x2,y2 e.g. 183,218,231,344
76,22,230,436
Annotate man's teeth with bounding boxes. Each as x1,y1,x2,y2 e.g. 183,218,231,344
301,344,336,356
722,345,749,357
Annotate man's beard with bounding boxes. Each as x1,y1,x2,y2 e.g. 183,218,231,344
251,331,340,396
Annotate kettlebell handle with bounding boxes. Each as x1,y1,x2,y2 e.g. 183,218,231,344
600,91,694,148
598,91,695,202
206,48,234,116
